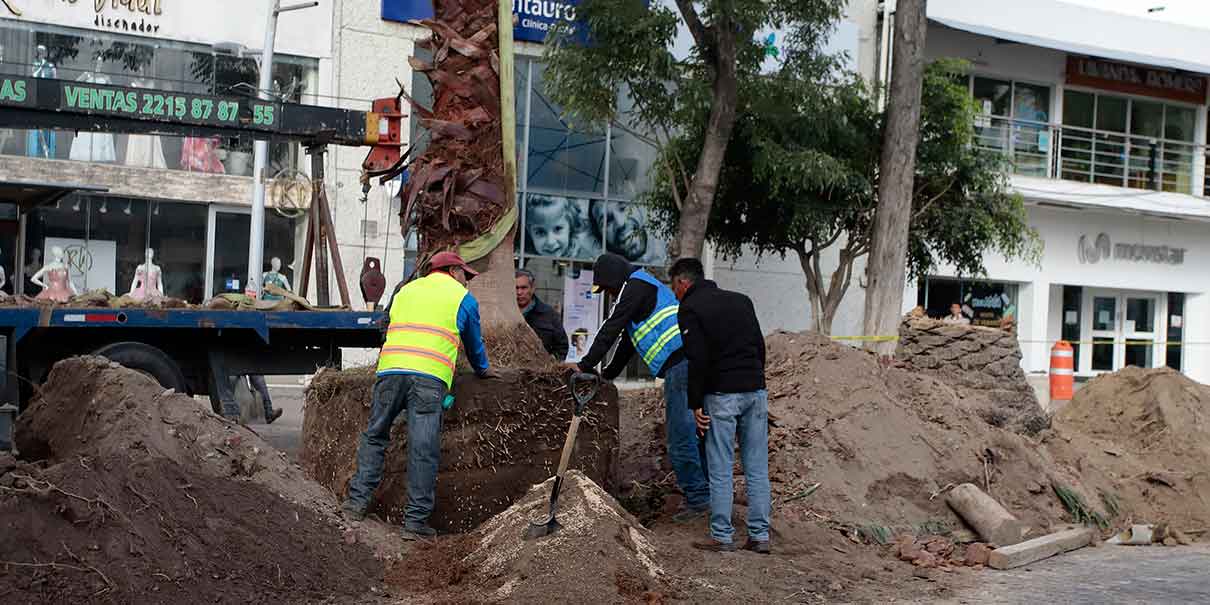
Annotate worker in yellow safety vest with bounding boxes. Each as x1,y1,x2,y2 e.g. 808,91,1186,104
341,251,498,540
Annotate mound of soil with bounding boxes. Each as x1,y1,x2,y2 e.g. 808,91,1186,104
1,357,387,603
1048,367,1210,530
388,470,668,604
759,331,1077,534
897,317,1048,434
301,367,619,533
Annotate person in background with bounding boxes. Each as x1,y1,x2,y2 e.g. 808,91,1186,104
342,252,499,540
516,268,569,360
943,303,971,325
564,253,710,522
247,375,283,423
669,258,770,554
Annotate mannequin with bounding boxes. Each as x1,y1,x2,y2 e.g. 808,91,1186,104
124,77,167,168
69,57,117,162
128,248,164,302
26,45,57,158
31,246,77,303
260,257,291,301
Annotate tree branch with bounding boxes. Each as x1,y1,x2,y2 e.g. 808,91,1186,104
673,0,710,51
912,177,956,222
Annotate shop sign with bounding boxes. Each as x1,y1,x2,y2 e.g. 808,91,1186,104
1078,232,1186,266
1066,56,1207,104
382,0,579,43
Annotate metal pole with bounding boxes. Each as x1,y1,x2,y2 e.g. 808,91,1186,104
246,0,317,299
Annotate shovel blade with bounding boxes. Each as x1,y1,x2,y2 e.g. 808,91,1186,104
523,516,561,540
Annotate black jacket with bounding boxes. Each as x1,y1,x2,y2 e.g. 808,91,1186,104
577,255,683,379
524,296,570,360
677,280,766,410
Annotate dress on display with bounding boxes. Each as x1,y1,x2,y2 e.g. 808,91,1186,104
26,61,57,159
124,81,167,169
180,137,225,173
130,265,163,301
69,76,118,162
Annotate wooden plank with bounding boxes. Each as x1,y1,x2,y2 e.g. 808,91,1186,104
988,527,1095,570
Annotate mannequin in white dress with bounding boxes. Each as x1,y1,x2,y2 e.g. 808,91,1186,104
124,77,167,168
128,248,165,302
69,58,117,163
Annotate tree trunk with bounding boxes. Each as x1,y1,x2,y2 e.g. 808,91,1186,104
797,242,860,337
674,32,739,260
862,0,928,356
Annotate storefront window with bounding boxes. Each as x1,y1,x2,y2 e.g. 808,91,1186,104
88,197,149,295
527,63,606,196
1167,292,1184,371
0,20,317,175
969,77,1050,177
149,202,207,302
922,277,1018,328
1061,285,1082,370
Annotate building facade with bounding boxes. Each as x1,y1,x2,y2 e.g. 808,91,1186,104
901,0,1210,383
0,0,332,301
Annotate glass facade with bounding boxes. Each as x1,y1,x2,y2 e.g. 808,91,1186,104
920,277,1019,328
0,19,318,176
23,196,294,304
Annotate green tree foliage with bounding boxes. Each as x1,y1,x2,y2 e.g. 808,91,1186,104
541,0,845,257
648,59,1040,333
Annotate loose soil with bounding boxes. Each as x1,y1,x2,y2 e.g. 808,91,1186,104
301,366,619,533
1,356,399,604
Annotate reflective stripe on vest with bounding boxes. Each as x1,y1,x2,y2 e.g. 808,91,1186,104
376,272,466,387
626,269,683,376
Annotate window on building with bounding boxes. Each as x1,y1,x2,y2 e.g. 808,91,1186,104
1059,90,1197,193
1166,292,1184,371
923,277,1018,328
969,77,1051,177
1061,285,1082,371
0,20,317,175
149,202,207,303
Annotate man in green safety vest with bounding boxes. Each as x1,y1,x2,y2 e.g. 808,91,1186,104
566,253,710,521
341,251,498,540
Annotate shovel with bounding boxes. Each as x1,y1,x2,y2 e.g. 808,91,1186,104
524,372,600,540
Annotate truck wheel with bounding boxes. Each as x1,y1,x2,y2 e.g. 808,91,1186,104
92,342,189,395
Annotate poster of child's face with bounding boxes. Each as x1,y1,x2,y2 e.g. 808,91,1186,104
523,194,602,261
590,200,668,266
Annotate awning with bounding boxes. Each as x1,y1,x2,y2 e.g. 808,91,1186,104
1011,175,1210,222
928,0,1210,76
0,180,109,211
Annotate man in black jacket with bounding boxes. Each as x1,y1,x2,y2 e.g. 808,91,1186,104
564,253,710,521
669,257,770,554
516,269,570,360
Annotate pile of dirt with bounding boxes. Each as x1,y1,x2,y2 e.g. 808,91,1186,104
1047,367,1210,531
756,331,1082,535
897,317,1048,434
1,356,389,603
301,367,619,533
388,470,668,604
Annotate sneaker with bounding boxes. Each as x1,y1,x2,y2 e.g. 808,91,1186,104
401,525,438,541
742,539,771,554
340,503,366,522
265,408,284,424
692,539,737,553
671,505,709,523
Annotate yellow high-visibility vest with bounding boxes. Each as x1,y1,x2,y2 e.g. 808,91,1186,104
376,272,465,387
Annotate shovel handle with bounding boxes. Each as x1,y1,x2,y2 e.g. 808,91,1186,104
555,414,582,479
567,372,600,416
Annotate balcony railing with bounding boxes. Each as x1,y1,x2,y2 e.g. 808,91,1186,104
973,116,1204,197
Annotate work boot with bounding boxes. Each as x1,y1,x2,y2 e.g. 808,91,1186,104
742,539,771,555
401,524,438,541
340,502,366,522
692,539,737,553
265,408,284,424
671,505,709,523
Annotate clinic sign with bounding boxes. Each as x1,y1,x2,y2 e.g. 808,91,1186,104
382,0,578,43
1078,232,1186,266
1067,56,1207,105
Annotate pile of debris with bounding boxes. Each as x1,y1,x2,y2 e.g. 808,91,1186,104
387,470,668,604
301,366,619,532
897,317,1048,434
0,357,388,603
1047,366,1210,532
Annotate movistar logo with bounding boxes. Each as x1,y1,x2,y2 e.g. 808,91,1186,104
1078,233,1111,264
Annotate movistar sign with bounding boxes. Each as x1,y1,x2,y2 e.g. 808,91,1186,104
381,0,578,43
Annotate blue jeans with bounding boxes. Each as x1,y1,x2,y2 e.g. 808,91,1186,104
663,359,710,510
704,390,771,544
345,373,446,529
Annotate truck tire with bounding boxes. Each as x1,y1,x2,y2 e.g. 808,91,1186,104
92,342,189,395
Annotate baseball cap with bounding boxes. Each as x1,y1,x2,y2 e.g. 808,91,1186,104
429,251,479,278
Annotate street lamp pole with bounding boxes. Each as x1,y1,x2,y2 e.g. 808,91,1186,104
246,0,317,299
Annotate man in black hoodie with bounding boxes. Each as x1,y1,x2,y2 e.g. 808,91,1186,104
669,257,770,554
565,253,710,521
